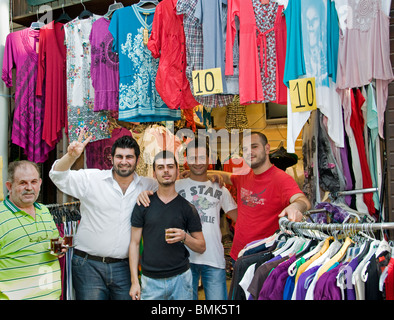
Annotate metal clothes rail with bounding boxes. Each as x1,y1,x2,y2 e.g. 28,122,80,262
279,217,394,234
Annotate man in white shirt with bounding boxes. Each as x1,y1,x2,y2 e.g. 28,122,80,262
49,130,157,300
138,139,237,300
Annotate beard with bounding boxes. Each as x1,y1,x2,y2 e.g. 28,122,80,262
248,154,267,169
113,163,136,177
158,175,176,186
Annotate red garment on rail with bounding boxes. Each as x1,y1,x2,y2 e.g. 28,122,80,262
349,89,375,216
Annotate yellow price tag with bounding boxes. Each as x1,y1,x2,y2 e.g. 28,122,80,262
192,68,223,96
289,77,317,113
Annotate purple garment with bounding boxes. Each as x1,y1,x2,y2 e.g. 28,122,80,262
343,258,359,300
89,17,119,112
314,202,350,224
258,255,296,300
296,265,320,300
313,263,343,300
2,29,55,163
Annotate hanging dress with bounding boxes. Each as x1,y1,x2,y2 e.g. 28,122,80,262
2,28,54,162
64,16,111,143
90,17,119,112
225,0,264,104
251,0,278,103
36,21,67,148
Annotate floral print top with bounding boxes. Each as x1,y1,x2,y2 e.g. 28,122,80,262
64,15,110,143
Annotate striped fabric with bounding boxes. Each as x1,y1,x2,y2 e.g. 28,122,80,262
0,198,62,300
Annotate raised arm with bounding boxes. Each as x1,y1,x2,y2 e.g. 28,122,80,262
53,129,92,172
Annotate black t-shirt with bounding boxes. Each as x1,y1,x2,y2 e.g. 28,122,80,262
131,192,202,278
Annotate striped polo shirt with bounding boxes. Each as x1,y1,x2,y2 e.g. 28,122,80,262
0,197,62,300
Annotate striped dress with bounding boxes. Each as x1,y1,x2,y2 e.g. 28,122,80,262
0,198,62,300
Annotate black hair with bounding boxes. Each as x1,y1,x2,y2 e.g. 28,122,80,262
153,150,178,171
111,135,140,159
185,138,210,158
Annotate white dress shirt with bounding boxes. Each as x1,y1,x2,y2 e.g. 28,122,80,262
49,163,158,259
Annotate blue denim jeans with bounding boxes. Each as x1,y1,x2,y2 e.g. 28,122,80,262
141,268,193,300
190,263,228,300
72,254,131,300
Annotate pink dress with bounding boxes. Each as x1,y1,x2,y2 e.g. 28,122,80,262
2,28,54,163
225,0,264,104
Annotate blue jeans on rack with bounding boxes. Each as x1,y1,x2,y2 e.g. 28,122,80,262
72,254,131,300
190,263,228,300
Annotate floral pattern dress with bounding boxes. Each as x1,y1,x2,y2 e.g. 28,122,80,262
64,15,110,143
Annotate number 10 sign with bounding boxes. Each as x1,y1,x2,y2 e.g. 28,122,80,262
289,77,317,113
192,68,223,96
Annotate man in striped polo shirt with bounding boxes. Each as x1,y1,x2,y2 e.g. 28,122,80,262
0,160,62,300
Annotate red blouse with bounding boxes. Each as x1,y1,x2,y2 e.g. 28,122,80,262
147,0,199,110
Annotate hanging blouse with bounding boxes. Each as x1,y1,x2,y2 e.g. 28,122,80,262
251,0,278,103
36,21,67,148
2,28,55,163
177,0,234,108
225,0,264,104
64,16,111,143
89,17,119,112
109,5,181,122
335,0,394,138
148,0,199,109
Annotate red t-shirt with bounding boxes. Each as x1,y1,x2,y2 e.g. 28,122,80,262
230,165,302,260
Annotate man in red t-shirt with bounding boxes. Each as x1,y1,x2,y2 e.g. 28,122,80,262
214,131,311,261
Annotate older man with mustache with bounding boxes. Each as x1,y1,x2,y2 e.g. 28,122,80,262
0,160,63,300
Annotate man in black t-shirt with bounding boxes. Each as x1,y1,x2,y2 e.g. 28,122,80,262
129,150,206,300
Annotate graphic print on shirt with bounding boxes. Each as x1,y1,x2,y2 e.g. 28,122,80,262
178,185,222,224
119,29,163,112
240,187,266,207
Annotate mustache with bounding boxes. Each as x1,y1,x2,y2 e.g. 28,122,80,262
22,191,36,195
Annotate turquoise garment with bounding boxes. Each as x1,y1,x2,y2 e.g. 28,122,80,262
366,83,380,210
327,0,339,83
283,0,305,87
109,5,181,122
283,0,339,87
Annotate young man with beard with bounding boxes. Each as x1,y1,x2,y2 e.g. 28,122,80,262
49,130,157,300
137,141,237,300
212,131,311,262
129,151,205,300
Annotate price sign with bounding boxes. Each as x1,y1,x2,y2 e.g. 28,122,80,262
289,77,317,113
192,68,223,96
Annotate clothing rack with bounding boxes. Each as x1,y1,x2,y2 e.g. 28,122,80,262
279,217,394,234
45,201,80,209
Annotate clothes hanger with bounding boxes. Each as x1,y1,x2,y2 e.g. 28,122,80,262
135,0,159,8
30,10,45,29
55,3,72,23
79,0,93,19
104,1,124,18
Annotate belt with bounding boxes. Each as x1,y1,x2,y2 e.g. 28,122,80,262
74,248,128,264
